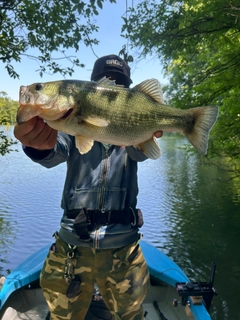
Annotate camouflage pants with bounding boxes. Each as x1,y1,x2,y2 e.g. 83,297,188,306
40,232,150,320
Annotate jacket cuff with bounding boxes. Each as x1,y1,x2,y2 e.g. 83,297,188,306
23,146,53,160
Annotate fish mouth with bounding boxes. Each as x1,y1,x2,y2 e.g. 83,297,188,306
17,106,74,124
19,86,33,105
16,104,42,124
17,86,41,124
17,84,74,124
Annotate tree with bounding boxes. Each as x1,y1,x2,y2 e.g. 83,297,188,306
122,0,240,167
0,0,116,156
0,91,19,124
0,92,18,155
0,0,116,78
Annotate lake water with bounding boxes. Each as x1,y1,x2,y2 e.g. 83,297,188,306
0,126,240,320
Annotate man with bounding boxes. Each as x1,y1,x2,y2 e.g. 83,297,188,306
14,54,163,320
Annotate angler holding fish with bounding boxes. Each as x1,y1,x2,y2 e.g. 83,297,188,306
14,54,217,320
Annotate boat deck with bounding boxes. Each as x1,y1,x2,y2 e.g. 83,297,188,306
0,281,193,320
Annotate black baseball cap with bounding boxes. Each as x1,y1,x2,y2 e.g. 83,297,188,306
91,54,132,87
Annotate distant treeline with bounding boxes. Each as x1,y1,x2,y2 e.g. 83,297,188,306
0,91,19,125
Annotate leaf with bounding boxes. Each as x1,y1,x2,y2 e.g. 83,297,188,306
97,0,103,9
0,0,116,79
127,55,134,62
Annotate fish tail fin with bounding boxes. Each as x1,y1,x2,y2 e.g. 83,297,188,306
184,106,218,155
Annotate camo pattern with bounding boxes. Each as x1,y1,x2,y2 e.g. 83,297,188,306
40,232,150,320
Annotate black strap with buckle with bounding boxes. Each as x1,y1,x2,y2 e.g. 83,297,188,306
66,208,137,240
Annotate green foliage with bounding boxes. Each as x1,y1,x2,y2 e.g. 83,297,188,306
0,91,19,125
0,0,116,78
0,0,117,156
122,0,240,165
0,92,18,155
0,130,17,156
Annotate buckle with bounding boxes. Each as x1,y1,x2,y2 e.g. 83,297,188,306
86,210,109,225
99,210,109,224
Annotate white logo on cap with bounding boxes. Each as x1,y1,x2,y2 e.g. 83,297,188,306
106,59,123,67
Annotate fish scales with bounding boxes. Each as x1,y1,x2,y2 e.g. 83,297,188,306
82,86,182,133
77,92,161,142
17,78,218,159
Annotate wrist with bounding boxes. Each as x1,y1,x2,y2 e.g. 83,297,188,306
23,146,52,160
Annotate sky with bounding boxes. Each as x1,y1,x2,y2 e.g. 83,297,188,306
0,1,166,101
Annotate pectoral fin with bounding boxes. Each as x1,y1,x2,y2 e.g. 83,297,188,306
75,135,94,154
84,117,109,127
136,136,162,160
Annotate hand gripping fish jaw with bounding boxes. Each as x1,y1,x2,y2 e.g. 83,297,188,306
173,262,217,312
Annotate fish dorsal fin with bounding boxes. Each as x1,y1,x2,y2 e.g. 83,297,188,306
96,77,117,86
133,79,164,104
84,116,109,127
75,135,94,154
136,136,162,160
96,77,124,88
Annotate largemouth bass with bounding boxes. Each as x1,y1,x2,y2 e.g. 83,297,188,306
17,78,218,159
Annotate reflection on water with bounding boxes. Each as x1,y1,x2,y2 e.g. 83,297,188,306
137,135,240,320
0,127,240,320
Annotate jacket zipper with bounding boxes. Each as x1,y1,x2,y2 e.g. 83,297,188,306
95,146,109,249
99,146,109,211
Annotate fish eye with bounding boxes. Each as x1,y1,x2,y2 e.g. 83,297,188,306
35,83,43,91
